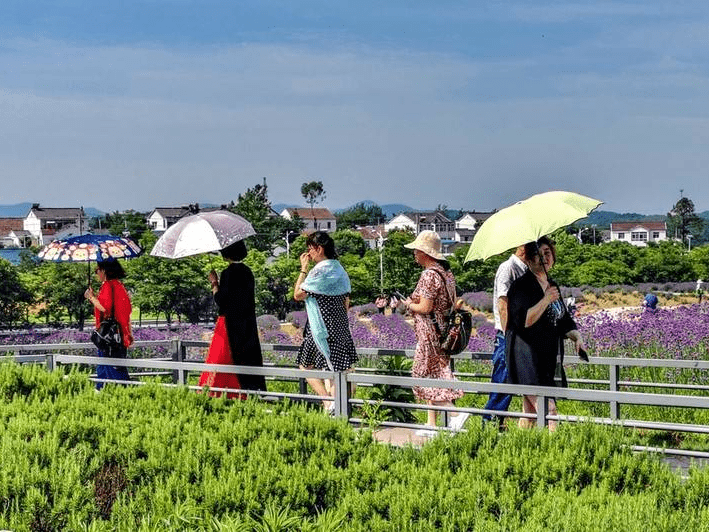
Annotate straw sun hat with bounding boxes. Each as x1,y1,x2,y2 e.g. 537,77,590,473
403,230,445,260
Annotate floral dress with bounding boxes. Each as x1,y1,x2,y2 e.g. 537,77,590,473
411,266,464,402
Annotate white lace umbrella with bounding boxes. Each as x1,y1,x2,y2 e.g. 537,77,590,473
150,210,255,259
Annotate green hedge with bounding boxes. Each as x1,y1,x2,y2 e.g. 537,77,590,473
1,362,709,531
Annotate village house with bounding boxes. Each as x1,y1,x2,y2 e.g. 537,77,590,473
355,225,386,250
454,211,495,243
146,207,191,232
280,207,337,233
22,205,86,246
609,221,668,246
0,218,27,248
384,211,456,240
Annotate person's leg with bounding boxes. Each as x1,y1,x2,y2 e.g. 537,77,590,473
483,332,512,422
426,400,438,427
300,365,332,409
519,395,536,429
547,399,558,432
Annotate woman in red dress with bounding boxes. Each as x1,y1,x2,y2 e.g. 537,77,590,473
199,240,266,398
84,259,133,390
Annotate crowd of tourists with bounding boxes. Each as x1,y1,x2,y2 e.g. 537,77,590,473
86,229,586,434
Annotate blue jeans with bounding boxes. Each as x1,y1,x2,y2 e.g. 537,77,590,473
483,331,512,421
96,345,130,390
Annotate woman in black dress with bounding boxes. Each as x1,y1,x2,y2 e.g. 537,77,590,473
506,236,584,430
293,231,357,413
200,239,266,395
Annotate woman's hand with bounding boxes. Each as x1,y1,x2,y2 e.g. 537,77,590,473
567,330,585,353
84,287,95,301
543,285,560,306
299,252,311,272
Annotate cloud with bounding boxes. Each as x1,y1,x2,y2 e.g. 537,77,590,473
1,31,709,215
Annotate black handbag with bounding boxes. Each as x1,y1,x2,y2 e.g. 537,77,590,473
90,282,124,354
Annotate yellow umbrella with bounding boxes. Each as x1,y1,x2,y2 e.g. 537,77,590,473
464,191,603,262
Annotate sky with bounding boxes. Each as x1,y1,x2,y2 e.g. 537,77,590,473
1,1,708,215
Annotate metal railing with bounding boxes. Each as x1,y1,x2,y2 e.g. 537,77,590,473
3,340,709,446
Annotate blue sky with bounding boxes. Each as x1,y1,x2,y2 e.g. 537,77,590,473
1,1,708,215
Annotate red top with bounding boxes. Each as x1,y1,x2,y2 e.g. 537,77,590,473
94,279,132,347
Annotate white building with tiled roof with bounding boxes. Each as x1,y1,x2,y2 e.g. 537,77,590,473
23,204,86,245
147,207,191,231
610,221,667,246
384,211,455,239
281,207,336,233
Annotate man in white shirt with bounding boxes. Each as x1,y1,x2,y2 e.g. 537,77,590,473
483,246,527,424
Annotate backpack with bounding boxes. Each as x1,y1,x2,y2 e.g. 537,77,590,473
428,269,473,356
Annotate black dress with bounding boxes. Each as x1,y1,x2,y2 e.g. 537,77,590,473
505,270,576,387
297,293,358,372
214,262,267,392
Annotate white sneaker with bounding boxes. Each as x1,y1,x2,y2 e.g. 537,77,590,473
414,429,437,438
449,412,470,431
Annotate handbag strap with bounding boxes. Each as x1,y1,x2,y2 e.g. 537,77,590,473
99,280,116,321
425,268,455,336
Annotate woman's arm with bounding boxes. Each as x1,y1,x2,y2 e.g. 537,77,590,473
405,295,434,314
293,252,311,301
565,329,585,353
524,284,559,328
84,286,106,313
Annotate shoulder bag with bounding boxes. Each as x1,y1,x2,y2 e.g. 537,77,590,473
90,281,124,355
428,269,473,357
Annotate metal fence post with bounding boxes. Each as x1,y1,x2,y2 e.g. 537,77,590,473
171,339,185,385
536,394,549,427
45,352,55,372
610,363,620,420
334,371,349,418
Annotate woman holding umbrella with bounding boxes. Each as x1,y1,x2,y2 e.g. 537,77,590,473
506,236,585,430
199,239,266,397
84,259,133,389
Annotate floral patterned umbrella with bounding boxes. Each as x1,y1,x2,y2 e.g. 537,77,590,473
38,234,143,263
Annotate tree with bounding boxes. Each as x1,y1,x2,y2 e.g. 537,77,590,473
332,229,368,258
667,196,706,245
232,180,303,253
128,232,215,324
301,180,326,229
380,230,420,296
0,259,33,327
336,202,385,228
93,210,150,241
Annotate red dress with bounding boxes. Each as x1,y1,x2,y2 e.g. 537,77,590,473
198,316,244,399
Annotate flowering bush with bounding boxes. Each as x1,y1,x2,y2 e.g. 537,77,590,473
460,291,493,312
351,303,378,317
285,311,307,329
256,314,281,330
577,304,709,361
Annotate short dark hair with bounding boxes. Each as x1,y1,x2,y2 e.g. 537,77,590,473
97,259,126,280
305,231,337,259
524,236,557,263
220,240,248,261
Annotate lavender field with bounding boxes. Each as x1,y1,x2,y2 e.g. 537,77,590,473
3,304,709,364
